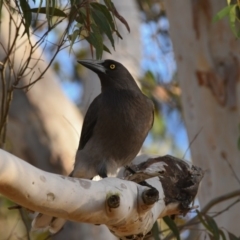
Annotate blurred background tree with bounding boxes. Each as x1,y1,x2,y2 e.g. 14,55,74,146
1,0,240,239
164,0,240,239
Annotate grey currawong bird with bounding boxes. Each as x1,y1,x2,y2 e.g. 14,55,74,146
32,59,154,233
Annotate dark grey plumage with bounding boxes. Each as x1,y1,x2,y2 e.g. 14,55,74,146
72,59,154,179
32,59,154,233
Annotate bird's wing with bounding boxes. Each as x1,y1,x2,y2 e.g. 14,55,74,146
78,95,101,150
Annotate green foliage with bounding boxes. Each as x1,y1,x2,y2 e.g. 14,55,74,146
159,211,240,240
151,221,161,240
196,210,240,240
5,0,130,59
163,216,180,240
91,3,115,42
86,24,103,59
202,215,220,239
91,2,115,30
213,5,233,22
30,7,67,17
213,2,240,37
19,0,32,36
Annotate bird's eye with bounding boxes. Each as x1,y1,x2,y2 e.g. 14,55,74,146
109,64,116,70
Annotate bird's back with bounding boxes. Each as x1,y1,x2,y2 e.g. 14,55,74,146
73,89,153,178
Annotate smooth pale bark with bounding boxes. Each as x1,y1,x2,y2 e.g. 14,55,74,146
0,5,96,240
0,149,172,239
0,6,82,175
165,0,240,234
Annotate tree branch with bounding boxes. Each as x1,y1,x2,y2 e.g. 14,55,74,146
163,189,240,240
0,150,203,239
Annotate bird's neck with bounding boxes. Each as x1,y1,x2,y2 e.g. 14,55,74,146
101,81,142,92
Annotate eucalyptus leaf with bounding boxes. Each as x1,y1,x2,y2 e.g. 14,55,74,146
91,24,103,59
213,5,233,22
103,0,113,9
229,5,237,37
30,7,67,17
196,210,212,232
69,29,80,51
163,216,180,240
91,8,115,49
103,44,111,54
91,2,115,30
115,29,122,39
85,24,103,59
50,0,56,19
151,221,160,240
219,230,227,240
19,0,32,37
205,215,220,240
75,7,87,24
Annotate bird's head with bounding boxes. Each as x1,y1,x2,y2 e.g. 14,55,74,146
78,59,139,91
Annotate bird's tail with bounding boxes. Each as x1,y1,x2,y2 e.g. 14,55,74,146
32,213,66,234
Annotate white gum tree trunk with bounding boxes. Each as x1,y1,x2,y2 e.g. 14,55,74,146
0,4,85,239
0,6,82,176
165,0,240,235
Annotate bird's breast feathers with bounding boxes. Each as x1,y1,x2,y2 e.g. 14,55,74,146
98,90,153,134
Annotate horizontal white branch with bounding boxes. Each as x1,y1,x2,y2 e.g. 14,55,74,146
0,149,203,239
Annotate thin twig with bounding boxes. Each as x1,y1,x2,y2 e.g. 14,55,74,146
182,126,203,159
211,198,240,218
221,152,240,186
19,208,31,240
15,34,67,89
0,3,22,147
163,189,240,240
6,218,20,240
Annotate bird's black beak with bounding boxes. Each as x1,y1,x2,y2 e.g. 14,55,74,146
78,60,106,74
